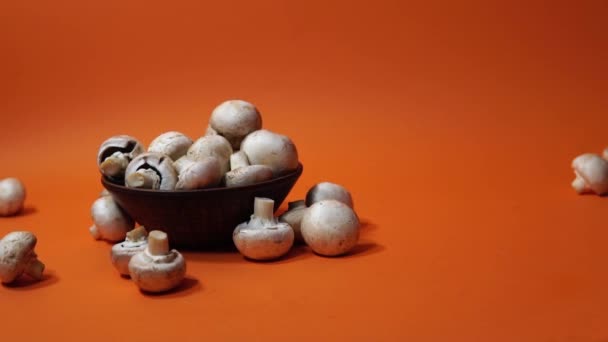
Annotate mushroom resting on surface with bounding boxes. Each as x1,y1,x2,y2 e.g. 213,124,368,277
240,129,299,177
279,200,307,243
209,99,262,150
148,131,193,161
111,226,148,276
90,196,135,242
306,182,354,209
233,197,294,261
571,153,608,195
128,230,186,293
0,231,45,284
300,200,360,257
187,135,233,176
125,152,178,190
97,135,145,179
0,178,26,216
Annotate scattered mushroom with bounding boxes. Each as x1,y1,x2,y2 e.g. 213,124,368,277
175,157,223,190
571,153,608,195
90,196,135,242
187,135,233,176
148,131,193,161
209,99,262,150
128,230,186,293
225,165,273,187
233,197,294,260
300,200,360,256
97,135,145,179
0,231,45,284
0,178,26,216
279,200,307,243
111,226,148,276
306,182,354,208
125,152,178,190
240,129,299,177
230,151,250,171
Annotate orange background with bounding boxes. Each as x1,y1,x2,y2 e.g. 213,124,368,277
1,1,607,341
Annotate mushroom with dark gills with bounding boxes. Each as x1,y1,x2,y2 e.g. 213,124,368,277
125,152,178,190
97,135,145,180
111,227,148,276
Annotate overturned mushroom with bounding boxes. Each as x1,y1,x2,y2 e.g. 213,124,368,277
210,99,262,150
300,200,360,256
128,230,186,293
240,129,299,176
0,231,45,284
175,157,223,190
306,182,354,209
0,178,26,216
97,135,145,179
571,153,608,195
111,226,148,276
233,197,294,260
125,152,178,190
279,200,307,243
225,165,273,187
187,135,233,176
90,196,135,242
148,131,193,161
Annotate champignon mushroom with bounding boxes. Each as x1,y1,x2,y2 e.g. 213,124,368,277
90,196,135,242
306,182,354,209
97,135,145,179
187,135,233,176
240,129,299,177
233,197,294,260
175,157,223,190
128,230,186,293
225,165,273,187
300,200,360,256
111,226,148,276
209,99,262,150
0,231,45,284
148,131,193,161
125,152,178,190
230,151,250,171
279,200,307,243
571,153,608,195
0,178,26,216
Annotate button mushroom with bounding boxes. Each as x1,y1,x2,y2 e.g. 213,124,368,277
0,231,45,284
240,129,299,177
209,99,262,150
233,197,294,260
175,157,223,190
279,200,307,243
148,131,193,161
0,178,26,216
128,230,186,293
111,226,148,276
300,200,360,257
97,135,145,179
225,165,274,187
125,152,178,190
90,196,135,242
230,151,250,171
306,182,354,209
187,135,233,176
571,153,608,195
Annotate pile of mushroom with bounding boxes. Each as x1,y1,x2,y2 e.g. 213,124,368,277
571,149,608,196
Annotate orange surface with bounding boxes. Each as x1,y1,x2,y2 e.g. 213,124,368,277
1,1,607,340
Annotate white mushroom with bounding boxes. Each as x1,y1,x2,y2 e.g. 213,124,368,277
233,197,294,260
209,100,262,150
0,231,45,284
90,196,135,242
571,153,608,195
111,226,148,276
300,200,360,256
0,178,26,216
128,230,186,293
240,129,299,176
148,131,193,161
230,151,250,171
97,135,145,179
187,135,233,176
225,165,273,187
175,157,223,190
306,182,354,209
125,152,178,190
279,200,307,243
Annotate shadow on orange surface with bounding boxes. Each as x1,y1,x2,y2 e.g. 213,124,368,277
2,270,59,291
140,276,202,299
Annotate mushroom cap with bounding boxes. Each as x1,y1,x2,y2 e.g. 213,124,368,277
148,131,193,161
175,157,223,190
125,152,178,190
225,165,274,187
111,240,148,276
0,178,26,216
233,221,294,260
97,135,145,168
306,182,354,209
240,129,299,176
91,196,134,242
0,231,38,283
210,100,262,150
279,200,307,243
572,153,608,195
187,135,233,176
300,200,360,256
128,248,186,292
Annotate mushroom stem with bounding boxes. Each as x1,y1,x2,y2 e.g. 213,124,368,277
24,258,45,280
126,226,147,241
230,151,250,170
572,174,587,194
126,169,161,189
100,152,129,177
148,230,169,256
89,225,101,240
254,197,275,221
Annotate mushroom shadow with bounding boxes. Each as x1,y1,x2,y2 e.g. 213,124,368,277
19,206,38,216
311,242,385,259
242,244,313,265
2,270,59,290
359,219,378,235
140,276,201,299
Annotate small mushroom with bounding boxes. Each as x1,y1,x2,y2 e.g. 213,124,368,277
306,182,354,209
97,135,145,179
300,200,360,256
187,135,233,176
209,99,262,150
175,157,223,190
0,231,45,284
0,178,26,216
111,226,148,276
128,230,186,293
233,197,294,260
125,152,178,190
571,153,608,195
225,165,273,187
148,131,193,161
279,200,307,243
240,129,299,177
90,196,135,242
230,151,250,171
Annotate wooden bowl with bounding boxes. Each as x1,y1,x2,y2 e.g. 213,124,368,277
101,164,303,250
